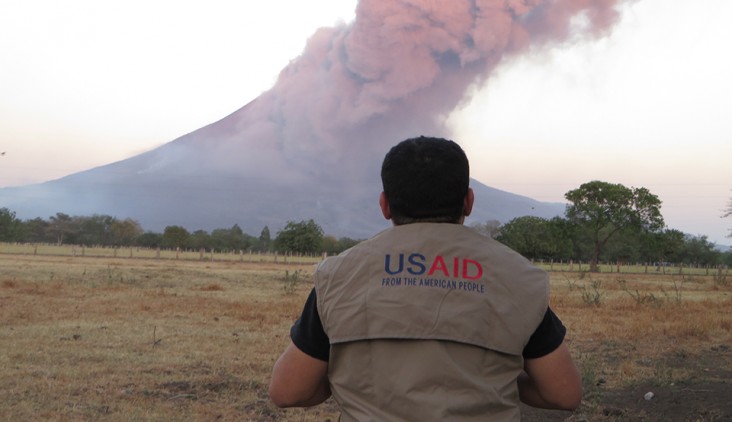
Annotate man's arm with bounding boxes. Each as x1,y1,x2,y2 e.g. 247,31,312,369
518,341,582,410
269,342,331,408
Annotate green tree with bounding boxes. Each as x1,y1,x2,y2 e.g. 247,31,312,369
22,217,52,243
336,237,360,252
189,230,211,250
546,217,580,261
678,235,720,266
274,219,324,254
162,225,191,249
136,231,163,248
110,218,143,246
601,227,643,263
641,229,685,264
496,216,560,260
76,215,116,245
0,207,23,241
210,224,251,251
321,235,339,255
320,236,360,255
258,226,271,251
49,213,76,245
565,181,664,272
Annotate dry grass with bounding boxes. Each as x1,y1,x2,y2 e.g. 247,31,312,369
0,254,339,421
1,254,730,421
550,272,732,418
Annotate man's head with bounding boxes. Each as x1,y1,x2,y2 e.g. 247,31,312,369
380,136,473,225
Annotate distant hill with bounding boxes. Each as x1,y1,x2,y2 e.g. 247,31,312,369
0,122,565,238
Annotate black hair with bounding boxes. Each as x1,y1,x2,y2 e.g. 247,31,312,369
380,136,470,225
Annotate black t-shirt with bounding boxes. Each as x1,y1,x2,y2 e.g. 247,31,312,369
291,288,566,362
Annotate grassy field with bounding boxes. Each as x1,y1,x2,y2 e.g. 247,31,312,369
0,243,323,265
1,253,730,421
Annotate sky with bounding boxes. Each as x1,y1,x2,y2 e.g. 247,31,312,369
0,0,730,245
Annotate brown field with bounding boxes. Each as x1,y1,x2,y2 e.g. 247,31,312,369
1,253,730,421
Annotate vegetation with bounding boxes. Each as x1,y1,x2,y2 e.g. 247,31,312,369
564,181,664,272
0,208,357,256
0,180,729,265
1,254,730,420
273,219,324,254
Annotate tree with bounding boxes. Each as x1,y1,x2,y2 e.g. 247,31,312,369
496,216,558,260
189,230,211,250
48,213,76,245
321,236,360,255
162,225,191,249
641,229,685,264
210,224,251,251
110,218,143,246
274,219,324,254
0,207,22,241
136,231,163,248
22,217,52,243
678,235,720,266
565,181,664,272
76,214,116,245
258,226,271,251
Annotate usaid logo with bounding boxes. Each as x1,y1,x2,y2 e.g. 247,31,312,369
384,253,483,280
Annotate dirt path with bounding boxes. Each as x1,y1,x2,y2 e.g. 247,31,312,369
522,345,732,421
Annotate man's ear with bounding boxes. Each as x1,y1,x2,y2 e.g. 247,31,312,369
463,188,474,217
379,192,392,220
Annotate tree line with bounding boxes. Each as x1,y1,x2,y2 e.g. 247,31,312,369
477,181,731,269
1,181,730,268
0,210,359,256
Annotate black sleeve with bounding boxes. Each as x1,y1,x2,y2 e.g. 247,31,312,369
522,307,567,359
290,288,331,362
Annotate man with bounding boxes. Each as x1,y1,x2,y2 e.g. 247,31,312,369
269,136,582,420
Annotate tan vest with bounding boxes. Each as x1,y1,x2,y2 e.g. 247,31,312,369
315,223,548,421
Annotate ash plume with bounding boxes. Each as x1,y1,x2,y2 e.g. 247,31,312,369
186,0,627,182
0,0,630,237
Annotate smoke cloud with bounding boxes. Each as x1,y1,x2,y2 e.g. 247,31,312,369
130,0,623,191
1,0,631,236
192,0,626,182
145,0,629,187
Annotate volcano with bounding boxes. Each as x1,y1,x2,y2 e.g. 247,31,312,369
0,97,564,237
0,0,627,237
